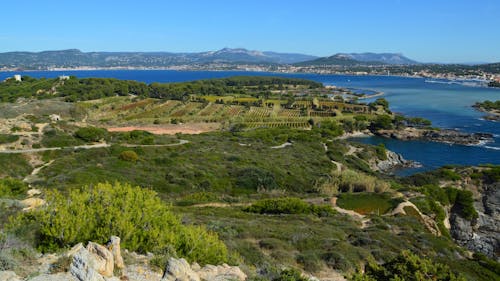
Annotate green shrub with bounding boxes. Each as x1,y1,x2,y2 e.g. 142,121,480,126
330,170,389,193
12,182,227,265
245,198,310,215
438,169,461,181
0,178,28,198
119,150,139,162
234,167,278,192
273,268,308,281
452,189,478,220
74,126,107,142
369,115,393,131
0,134,19,144
374,144,387,160
351,250,466,281
244,197,335,217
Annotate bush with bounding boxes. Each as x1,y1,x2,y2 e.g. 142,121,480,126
369,115,393,131
374,144,387,160
0,178,28,198
119,150,139,162
0,134,19,144
13,182,228,265
351,250,466,281
74,126,107,142
244,197,335,217
273,268,308,281
452,189,478,220
234,167,278,192
330,170,389,193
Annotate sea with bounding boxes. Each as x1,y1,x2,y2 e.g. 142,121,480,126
1,70,499,176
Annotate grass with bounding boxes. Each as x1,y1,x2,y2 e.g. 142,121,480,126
177,205,483,279
336,192,400,215
37,129,336,196
0,154,32,179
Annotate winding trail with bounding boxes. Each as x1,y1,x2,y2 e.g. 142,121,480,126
23,160,55,183
0,139,190,154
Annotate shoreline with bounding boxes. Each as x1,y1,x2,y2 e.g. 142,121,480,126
0,67,493,85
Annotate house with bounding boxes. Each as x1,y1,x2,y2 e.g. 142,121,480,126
14,74,22,81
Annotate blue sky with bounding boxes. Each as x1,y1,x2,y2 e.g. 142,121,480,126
1,0,499,63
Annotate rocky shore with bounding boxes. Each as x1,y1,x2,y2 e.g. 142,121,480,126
450,183,500,261
472,104,500,121
375,150,421,173
375,128,494,145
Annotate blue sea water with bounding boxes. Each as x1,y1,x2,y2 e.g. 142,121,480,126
1,70,499,175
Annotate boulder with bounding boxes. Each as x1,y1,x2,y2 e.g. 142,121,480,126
28,272,78,281
0,271,21,281
70,247,106,281
197,263,247,281
162,258,200,281
107,236,124,270
86,242,115,277
161,257,247,281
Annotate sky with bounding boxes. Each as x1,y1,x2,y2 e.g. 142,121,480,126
1,0,499,63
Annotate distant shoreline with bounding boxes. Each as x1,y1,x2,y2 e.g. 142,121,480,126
0,66,491,85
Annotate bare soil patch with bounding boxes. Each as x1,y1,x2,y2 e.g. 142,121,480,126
107,122,220,135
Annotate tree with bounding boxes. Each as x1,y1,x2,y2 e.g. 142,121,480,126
369,115,393,131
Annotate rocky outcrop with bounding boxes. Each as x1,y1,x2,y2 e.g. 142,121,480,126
450,183,500,260
0,271,22,281
107,236,124,270
162,258,200,281
162,257,246,281
376,128,493,145
4,237,246,281
196,263,248,281
375,150,421,173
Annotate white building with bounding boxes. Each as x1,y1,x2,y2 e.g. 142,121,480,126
13,74,22,81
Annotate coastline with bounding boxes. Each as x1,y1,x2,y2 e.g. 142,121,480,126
0,66,493,85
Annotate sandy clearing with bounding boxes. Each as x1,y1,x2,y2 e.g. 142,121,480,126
107,123,220,135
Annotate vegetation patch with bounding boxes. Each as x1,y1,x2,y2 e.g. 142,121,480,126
337,193,400,215
244,197,335,217
0,134,19,144
0,178,28,199
11,182,228,265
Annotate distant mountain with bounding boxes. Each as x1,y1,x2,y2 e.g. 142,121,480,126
294,54,376,66
0,48,318,69
193,48,318,64
296,52,419,66
340,53,419,65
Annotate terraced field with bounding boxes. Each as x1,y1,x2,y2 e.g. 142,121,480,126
81,95,377,130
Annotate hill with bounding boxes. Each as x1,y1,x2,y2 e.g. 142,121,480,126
295,53,419,66
339,52,419,65
294,54,369,66
0,48,318,69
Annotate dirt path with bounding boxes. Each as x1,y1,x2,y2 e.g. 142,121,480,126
189,202,251,208
23,160,55,183
270,142,292,149
331,161,343,173
387,200,441,236
0,140,190,154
